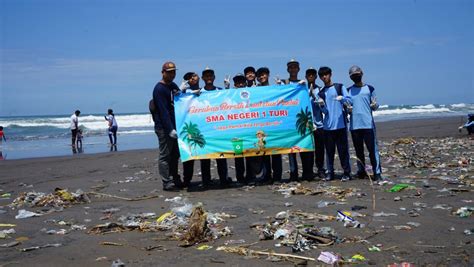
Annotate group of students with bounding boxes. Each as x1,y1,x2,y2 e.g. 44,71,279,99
152,60,382,191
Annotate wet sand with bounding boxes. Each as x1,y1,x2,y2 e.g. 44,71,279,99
0,116,472,266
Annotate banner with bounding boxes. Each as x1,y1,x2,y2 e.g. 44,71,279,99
174,83,314,162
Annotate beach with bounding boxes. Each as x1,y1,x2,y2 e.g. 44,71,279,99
0,116,472,266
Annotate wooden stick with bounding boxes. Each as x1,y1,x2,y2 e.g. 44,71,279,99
88,192,159,201
251,250,316,261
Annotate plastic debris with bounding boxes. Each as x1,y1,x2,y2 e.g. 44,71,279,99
464,229,473,235
224,239,246,245
388,184,412,192
15,209,42,219
373,211,398,217
0,241,20,248
196,244,212,250
179,203,209,247
111,259,125,267
350,254,366,261
20,243,62,252
0,224,16,227
454,207,473,217
10,188,90,209
317,251,340,264
387,262,415,267
368,245,381,252
336,211,364,228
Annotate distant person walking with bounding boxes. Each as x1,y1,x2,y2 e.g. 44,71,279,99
152,61,182,191
105,109,118,146
70,110,80,148
0,126,6,144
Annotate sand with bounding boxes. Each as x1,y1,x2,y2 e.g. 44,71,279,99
0,116,472,266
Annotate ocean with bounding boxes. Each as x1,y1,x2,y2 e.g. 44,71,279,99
0,103,473,160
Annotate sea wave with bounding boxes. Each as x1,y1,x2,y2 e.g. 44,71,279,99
373,107,452,116
0,114,154,130
412,104,436,109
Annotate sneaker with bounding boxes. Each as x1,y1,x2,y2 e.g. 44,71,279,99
323,173,334,181
341,174,351,182
373,173,383,181
317,170,326,179
356,170,368,179
220,177,233,187
163,183,180,192
289,172,299,182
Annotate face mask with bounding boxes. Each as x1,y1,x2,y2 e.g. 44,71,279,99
351,75,362,84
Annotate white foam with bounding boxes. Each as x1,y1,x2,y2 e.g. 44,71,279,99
119,130,154,135
451,103,466,108
379,105,389,109
412,104,436,109
374,107,452,116
1,114,154,130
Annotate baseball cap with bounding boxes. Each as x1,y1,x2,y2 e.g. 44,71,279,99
244,66,256,74
183,72,195,80
306,67,317,75
233,73,246,83
349,65,363,76
202,67,214,76
162,61,177,72
287,59,299,67
256,67,270,76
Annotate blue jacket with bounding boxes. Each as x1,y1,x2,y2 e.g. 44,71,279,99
152,81,179,133
347,84,378,130
318,84,352,130
309,84,324,129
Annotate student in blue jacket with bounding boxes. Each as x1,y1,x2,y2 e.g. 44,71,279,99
347,66,382,181
199,67,232,188
317,66,352,182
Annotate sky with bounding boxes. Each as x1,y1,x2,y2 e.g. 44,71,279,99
1,0,473,116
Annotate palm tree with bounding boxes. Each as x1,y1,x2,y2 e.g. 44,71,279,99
180,122,206,155
295,107,314,136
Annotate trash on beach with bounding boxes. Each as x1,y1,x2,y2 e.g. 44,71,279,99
453,207,473,217
432,204,452,210
387,262,415,267
196,244,212,250
351,205,367,211
20,243,62,252
464,229,473,235
0,224,16,227
349,254,366,262
388,184,413,192
317,251,340,265
179,203,209,247
87,222,130,235
217,245,316,263
373,211,398,217
224,239,246,245
41,228,68,235
15,209,42,219
394,225,412,231
100,241,124,246
111,259,125,267
368,245,381,252
10,188,90,209
0,241,20,248
336,211,364,228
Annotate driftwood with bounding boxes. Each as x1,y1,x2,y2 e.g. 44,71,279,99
87,192,160,201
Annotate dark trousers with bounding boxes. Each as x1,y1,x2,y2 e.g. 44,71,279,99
289,153,298,179
313,128,326,172
71,129,78,147
234,157,245,182
183,160,194,183
155,130,180,186
263,154,282,181
108,126,118,145
351,129,382,175
324,128,351,175
201,158,228,184
245,156,262,181
299,152,314,179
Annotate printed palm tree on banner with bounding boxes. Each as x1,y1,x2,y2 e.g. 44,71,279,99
180,121,206,155
295,107,314,136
